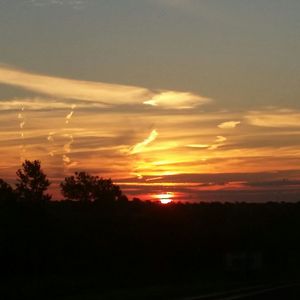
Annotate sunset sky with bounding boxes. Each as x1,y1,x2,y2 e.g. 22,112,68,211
1,0,300,202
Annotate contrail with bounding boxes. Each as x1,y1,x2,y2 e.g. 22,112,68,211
65,104,76,124
47,132,55,157
62,154,71,164
18,106,26,162
63,134,74,154
63,132,75,168
47,132,54,142
63,104,77,169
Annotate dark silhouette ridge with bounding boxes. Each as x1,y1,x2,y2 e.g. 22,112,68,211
1,160,300,299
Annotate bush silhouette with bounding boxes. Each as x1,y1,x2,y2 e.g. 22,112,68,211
15,160,51,203
60,171,123,203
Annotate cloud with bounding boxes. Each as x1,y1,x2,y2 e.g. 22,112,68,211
65,111,74,124
218,121,241,129
207,136,227,150
187,136,226,150
130,129,158,154
0,65,211,109
65,105,76,124
0,98,108,111
246,109,300,128
186,136,227,150
118,170,300,185
117,170,300,202
215,135,227,143
2,78,300,196
0,65,150,104
187,144,209,148
246,179,300,187
63,133,77,168
143,91,211,109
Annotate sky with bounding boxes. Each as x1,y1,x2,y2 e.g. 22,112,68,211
0,0,300,202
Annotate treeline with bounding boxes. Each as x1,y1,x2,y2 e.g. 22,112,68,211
1,161,300,299
0,160,128,205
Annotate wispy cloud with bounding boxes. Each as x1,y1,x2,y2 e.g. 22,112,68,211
186,135,227,150
143,91,210,109
129,129,158,154
0,65,211,109
246,179,300,187
186,144,209,149
0,98,107,111
65,104,76,124
218,121,241,129
215,135,227,143
246,109,300,128
117,170,300,202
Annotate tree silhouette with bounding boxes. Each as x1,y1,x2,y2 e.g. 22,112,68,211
0,178,14,205
60,171,123,203
15,160,51,203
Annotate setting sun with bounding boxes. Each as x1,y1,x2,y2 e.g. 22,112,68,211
153,192,174,204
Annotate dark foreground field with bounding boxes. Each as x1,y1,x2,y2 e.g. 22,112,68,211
1,200,300,299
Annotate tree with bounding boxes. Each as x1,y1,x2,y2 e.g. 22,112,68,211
0,178,15,205
60,171,124,203
15,160,51,203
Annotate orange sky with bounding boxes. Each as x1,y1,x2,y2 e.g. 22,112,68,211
1,1,300,202
1,66,300,202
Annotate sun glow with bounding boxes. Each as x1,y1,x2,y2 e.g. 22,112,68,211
153,192,174,204
160,198,172,204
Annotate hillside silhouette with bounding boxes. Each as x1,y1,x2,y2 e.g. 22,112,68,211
1,160,300,299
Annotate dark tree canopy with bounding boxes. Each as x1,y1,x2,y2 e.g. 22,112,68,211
15,160,51,203
60,171,124,203
0,178,14,204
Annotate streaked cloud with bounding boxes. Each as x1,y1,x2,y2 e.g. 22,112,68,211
187,136,227,150
0,65,149,104
215,135,227,143
129,129,158,154
65,105,76,124
246,179,300,187
0,66,211,109
208,137,226,150
117,170,300,202
0,98,107,111
246,109,300,128
143,91,211,109
187,144,209,149
218,121,241,129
